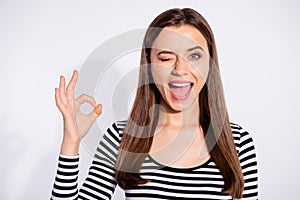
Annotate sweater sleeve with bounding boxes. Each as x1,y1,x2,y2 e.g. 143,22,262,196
232,123,259,200
51,121,124,200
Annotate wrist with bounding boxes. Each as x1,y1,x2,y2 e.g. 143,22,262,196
62,132,81,144
60,139,80,156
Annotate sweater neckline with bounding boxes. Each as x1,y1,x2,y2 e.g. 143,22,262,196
146,154,213,172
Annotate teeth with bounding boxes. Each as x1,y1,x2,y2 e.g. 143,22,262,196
169,83,191,87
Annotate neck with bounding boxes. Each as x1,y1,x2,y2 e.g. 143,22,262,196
157,99,200,128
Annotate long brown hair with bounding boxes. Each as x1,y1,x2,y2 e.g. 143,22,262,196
115,8,244,198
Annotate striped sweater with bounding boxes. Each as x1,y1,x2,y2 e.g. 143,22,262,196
51,121,258,199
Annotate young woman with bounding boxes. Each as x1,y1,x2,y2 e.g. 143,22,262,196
51,8,258,199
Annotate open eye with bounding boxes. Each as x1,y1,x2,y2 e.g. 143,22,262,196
188,53,201,60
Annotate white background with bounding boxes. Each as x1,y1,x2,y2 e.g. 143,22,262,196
0,0,299,199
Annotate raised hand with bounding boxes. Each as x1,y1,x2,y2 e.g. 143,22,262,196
55,70,102,155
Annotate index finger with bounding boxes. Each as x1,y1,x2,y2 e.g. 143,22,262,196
66,70,78,91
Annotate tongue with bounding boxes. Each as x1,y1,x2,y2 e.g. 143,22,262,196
170,85,191,99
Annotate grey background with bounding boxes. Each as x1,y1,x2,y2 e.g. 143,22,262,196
0,0,299,199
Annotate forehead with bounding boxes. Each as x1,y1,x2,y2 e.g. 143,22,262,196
152,25,209,54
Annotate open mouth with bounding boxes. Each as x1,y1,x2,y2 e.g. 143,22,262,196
168,81,194,101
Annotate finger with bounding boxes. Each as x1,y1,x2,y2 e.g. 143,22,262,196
66,70,78,97
55,87,64,110
89,104,103,120
59,76,67,104
94,104,103,116
75,94,96,107
54,88,60,105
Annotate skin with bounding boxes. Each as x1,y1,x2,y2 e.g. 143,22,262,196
149,25,211,168
55,25,211,167
55,70,102,156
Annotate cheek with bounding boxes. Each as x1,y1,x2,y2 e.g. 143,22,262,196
191,60,210,86
150,64,170,86
191,66,209,94
150,65,171,99
193,58,210,79
195,72,207,93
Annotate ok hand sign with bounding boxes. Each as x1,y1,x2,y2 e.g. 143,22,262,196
55,70,102,155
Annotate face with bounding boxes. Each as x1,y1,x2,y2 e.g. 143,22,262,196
150,25,210,112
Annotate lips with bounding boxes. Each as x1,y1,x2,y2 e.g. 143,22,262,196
168,80,193,101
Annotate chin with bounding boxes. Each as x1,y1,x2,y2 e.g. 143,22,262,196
161,95,199,112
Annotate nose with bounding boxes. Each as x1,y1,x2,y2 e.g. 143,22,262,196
171,56,188,76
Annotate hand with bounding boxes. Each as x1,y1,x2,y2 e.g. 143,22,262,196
55,70,102,146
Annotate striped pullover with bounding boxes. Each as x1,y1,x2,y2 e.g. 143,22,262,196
51,121,258,199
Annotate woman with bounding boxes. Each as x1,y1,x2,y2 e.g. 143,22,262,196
52,8,258,199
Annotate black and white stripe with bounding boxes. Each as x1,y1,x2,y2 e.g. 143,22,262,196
51,121,258,199
52,155,79,199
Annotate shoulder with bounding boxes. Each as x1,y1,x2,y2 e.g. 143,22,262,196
230,122,256,156
104,120,126,145
94,121,127,161
230,123,259,197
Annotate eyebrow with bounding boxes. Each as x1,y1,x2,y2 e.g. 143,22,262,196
188,46,205,52
156,46,205,56
157,51,175,56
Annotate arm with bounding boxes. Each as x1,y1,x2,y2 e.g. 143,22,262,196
232,124,259,199
51,122,122,200
78,122,122,199
51,70,105,199
51,155,80,199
